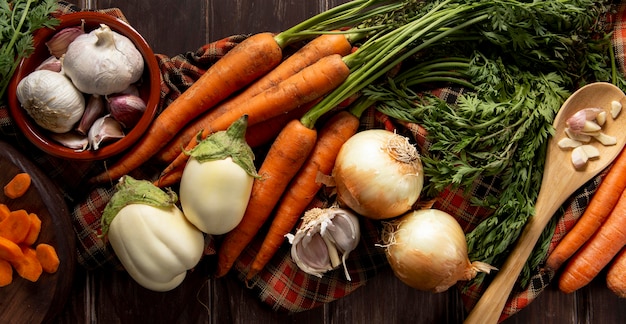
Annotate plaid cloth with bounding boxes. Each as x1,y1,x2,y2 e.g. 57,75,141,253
1,1,624,322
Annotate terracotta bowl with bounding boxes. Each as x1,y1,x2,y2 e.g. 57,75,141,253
7,12,160,161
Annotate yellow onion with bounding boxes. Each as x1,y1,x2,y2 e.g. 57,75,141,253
381,209,496,293
332,129,423,219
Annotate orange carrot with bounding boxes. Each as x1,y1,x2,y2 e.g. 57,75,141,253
162,53,350,180
0,259,12,287
546,148,626,272
246,110,360,279
607,247,626,298
3,172,31,199
558,188,626,294
0,236,23,263
12,245,42,282
154,34,352,165
0,204,9,222
23,213,42,246
215,119,318,278
90,33,284,185
36,243,60,274
0,209,31,244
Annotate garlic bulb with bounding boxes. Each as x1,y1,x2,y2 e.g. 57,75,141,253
62,24,144,95
16,70,85,133
287,207,360,280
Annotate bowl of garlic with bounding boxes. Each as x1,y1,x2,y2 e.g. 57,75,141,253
7,12,160,160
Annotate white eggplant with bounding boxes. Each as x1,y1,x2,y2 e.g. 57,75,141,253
100,176,204,292
179,115,258,235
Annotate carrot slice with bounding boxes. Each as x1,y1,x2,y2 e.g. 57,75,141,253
0,204,10,222
12,246,42,282
0,209,31,244
23,213,42,246
0,259,12,287
0,236,24,263
36,243,60,274
3,173,31,199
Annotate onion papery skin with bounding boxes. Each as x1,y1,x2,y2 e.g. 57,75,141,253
384,209,489,293
332,129,423,219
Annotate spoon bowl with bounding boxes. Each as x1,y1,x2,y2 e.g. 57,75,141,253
464,82,626,324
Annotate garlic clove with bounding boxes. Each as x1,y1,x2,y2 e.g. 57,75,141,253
594,132,617,146
108,94,146,129
88,115,125,150
557,137,582,149
76,95,106,135
596,111,607,126
611,100,622,119
45,26,85,58
322,209,360,254
49,132,89,152
571,146,588,170
35,56,62,72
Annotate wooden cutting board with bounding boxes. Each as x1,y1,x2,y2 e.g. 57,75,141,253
0,140,76,323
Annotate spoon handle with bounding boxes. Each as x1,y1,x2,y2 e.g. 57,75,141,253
464,188,562,324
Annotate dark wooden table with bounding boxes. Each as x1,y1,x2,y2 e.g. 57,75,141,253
54,1,626,323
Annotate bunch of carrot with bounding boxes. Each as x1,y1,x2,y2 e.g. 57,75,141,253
545,148,626,297
89,0,398,185
0,173,60,287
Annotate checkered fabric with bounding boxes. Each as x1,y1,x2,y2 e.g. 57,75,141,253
1,1,624,322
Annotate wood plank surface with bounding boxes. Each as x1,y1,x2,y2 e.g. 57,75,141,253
54,1,626,323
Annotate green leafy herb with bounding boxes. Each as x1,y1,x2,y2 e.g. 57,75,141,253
0,0,59,101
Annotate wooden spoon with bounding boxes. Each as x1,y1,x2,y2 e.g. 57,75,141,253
464,82,626,324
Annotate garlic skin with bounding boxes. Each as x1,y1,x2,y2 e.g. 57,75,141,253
16,70,85,133
63,24,144,95
287,207,360,280
88,115,125,150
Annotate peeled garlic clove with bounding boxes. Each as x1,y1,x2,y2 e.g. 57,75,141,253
76,95,106,135
108,94,146,129
45,26,84,58
611,100,622,119
88,115,125,150
35,56,62,72
288,207,360,280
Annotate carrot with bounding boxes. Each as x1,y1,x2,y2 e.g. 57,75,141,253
0,204,9,222
0,209,31,244
3,172,31,199
215,119,318,278
23,213,42,246
89,32,284,185
557,188,626,294
0,236,23,263
606,247,626,298
36,243,60,274
161,53,350,181
0,259,12,287
546,148,626,272
12,245,42,282
154,34,352,165
246,110,360,279
244,99,314,148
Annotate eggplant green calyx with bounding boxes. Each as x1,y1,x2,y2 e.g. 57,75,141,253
185,114,259,178
100,175,178,238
